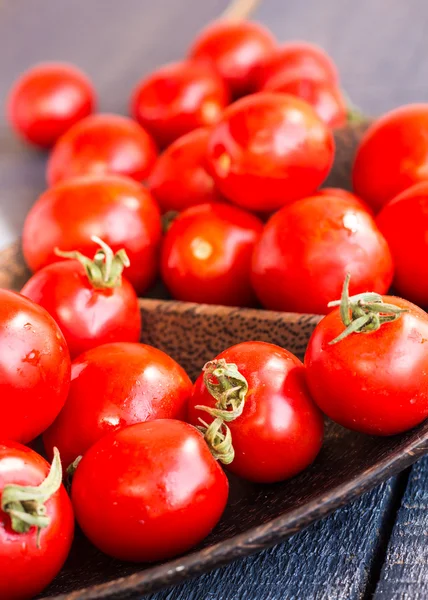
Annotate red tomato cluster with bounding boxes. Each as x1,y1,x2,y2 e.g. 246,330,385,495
5,12,428,599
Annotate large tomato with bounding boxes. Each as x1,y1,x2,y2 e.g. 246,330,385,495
72,420,228,561
251,193,394,314
43,342,192,468
0,443,74,600
22,174,162,295
161,202,263,306
188,341,324,483
0,289,70,444
207,92,334,212
46,113,157,186
352,104,428,212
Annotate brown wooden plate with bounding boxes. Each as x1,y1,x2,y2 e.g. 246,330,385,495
3,121,427,600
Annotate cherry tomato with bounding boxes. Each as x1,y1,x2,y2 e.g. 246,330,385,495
161,202,263,306
352,104,428,213
21,239,141,359
207,92,334,212
46,113,157,186
318,187,373,214
43,342,192,468
130,60,229,148
72,419,228,561
0,443,74,600
0,289,70,444
188,20,276,98
7,62,95,148
263,75,347,128
251,194,394,314
188,341,324,483
376,181,428,306
22,174,162,295
148,128,223,213
305,279,428,435
251,41,338,91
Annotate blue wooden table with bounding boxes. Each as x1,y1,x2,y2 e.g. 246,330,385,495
1,1,428,597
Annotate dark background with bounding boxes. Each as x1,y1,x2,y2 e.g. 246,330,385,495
1,1,428,598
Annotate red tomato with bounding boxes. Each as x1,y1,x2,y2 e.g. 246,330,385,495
0,289,70,444
72,419,228,561
318,187,373,214
43,342,192,468
352,104,428,213
305,281,428,435
251,194,394,314
376,181,428,306
251,41,338,91
21,238,141,359
207,92,334,212
130,60,229,148
188,20,276,98
188,341,324,483
7,62,95,148
46,113,157,186
148,128,223,213
0,443,74,600
22,175,162,295
161,202,263,306
263,75,347,128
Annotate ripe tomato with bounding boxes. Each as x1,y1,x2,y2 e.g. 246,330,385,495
161,202,263,306
251,41,338,91
43,342,192,468
188,20,276,98
21,238,141,359
188,341,324,483
46,113,157,186
130,60,229,148
0,289,70,444
352,104,428,212
148,128,223,213
72,419,228,561
0,443,74,600
305,278,428,435
22,175,162,295
207,92,334,212
263,75,347,128
7,62,95,148
376,181,428,306
251,194,394,314
318,187,373,214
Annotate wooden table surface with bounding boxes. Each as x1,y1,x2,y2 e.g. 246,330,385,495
1,1,428,598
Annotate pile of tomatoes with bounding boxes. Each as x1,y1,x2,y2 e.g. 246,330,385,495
4,13,428,600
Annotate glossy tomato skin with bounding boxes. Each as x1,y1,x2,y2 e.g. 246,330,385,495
207,92,335,212
21,260,141,359
131,60,229,148
46,113,157,186
251,41,338,91
0,289,70,444
305,297,428,435
352,104,428,213
251,194,394,314
43,342,192,468
0,442,74,600
22,175,162,295
148,128,223,213
318,187,373,214
376,181,428,306
161,202,263,306
72,419,228,562
7,62,95,148
188,20,276,98
263,75,347,128
188,342,324,483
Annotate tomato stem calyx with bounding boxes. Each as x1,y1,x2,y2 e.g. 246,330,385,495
197,417,235,464
328,274,408,345
55,236,130,289
1,448,62,542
